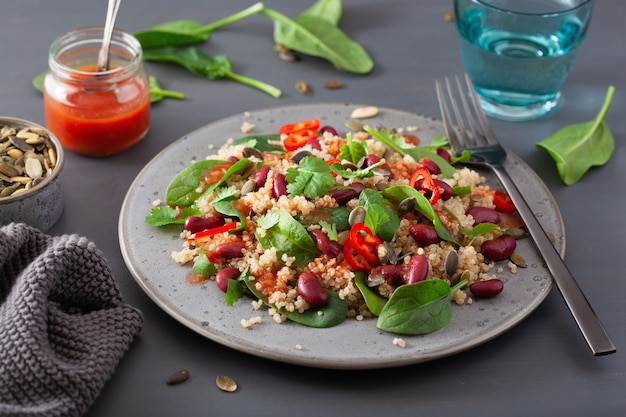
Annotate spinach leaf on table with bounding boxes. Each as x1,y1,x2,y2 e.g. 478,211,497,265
134,2,265,48
299,0,343,25
536,86,615,185
260,7,374,74
143,46,282,98
377,279,467,335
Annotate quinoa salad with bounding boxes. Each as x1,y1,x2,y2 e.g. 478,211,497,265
146,116,526,335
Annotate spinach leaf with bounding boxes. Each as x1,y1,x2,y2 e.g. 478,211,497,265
134,2,265,48
149,76,185,103
382,185,458,245
536,86,615,185
230,133,283,153
337,132,368,164
165,158,252,206
365,126,456,178
242,272,347,328
354,272,387,316
255,210,320,266
260,7,373,74
329,161,381,179
460,222,499,246
299,0,343,26
376,279,467,335
212,187,247,232
143,46,282,98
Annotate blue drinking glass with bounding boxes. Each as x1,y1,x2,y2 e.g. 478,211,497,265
454,0,595,121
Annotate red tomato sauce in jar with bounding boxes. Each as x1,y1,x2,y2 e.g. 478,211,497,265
44,66,150,156
44,27,151,157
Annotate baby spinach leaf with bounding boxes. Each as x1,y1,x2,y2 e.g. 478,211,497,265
358,188,398,242
377,279,467,335
143,46,282,98
354,272,387,316
230,133,283,153
382,185,458,245
134,2,265,48
329,161,381,179
299,0,343,26
285,156,336,199
242,272,346,327
149,76,185,103
364,126,456,178
536,86,615,185
213,187,247,232
255,210,320,266
260,7,373,74
337,132,368,165
460,222,499,246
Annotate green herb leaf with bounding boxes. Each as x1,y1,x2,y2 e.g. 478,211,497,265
261,7,373,74
242,272,346,328
299,0,343,26
536,86,615,185
213,187,247,232
145,206,181,227
32,72,45,93
318,220,338,241
193,251,218,277
376,279,467,335
255,210,320,267
330,162,380,179
460,222,499,246
364,126,456,178
143,46,282,98
382,185,458,245
354,272,387,316
230,133,284,153
358,188,397,241
149,76,185,103
225,278,244,306
336,132,368,165
285,156,336,199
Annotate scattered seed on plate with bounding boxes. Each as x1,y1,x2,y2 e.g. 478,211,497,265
294,80,313,96
166,369,190,385
510,253,527,268
216,375,238,392
324,79,343,89
345,121,364,131
350,106,379,119
444,9,454,22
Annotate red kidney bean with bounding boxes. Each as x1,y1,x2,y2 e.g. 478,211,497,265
469,278,504,298
306,137,322,150
309,229,341,257
184,216,226,234
362,154,393,178
409,224,440,246
466,206,500,226
379,264,404,285
253,166,271,190
226,155,239,163
215,267,241,292
214,241,246,260
272,172,287,198
319,125,338,136
329,184,363,205
418,157,441,175
404,254,429,284
436,148,451,163
481,235,516,261
296,271,328,307
433,179,453,201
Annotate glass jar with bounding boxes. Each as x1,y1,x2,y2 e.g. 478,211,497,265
43,26,150,157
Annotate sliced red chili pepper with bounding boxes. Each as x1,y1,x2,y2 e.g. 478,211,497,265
409,166,440,204
343,223,382,272
491,190,516,213
279,118,320,135
326,158,341,177
282,129,318,151
187,222,239,241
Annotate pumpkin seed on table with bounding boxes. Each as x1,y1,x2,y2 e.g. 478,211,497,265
166,369,190,385
216,375,238,392
324,79,343,89
294,80,313,96
350,106,379,119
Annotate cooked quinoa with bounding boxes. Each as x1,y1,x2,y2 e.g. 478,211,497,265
153,121,521,331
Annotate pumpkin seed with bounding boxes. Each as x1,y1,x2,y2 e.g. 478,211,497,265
445,251,459,277
510,253,527,268
294,80,313,96
216,375,238,392
324,79,343,89
348,206,366,226
345,121,364,131
166,369,190,385
350,106,379,119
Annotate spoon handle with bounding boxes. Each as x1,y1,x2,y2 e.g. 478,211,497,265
97,0,122,72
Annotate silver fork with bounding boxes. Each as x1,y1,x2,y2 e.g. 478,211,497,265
436,74,616,356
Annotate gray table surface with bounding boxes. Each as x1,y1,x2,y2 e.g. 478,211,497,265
2,0,625,416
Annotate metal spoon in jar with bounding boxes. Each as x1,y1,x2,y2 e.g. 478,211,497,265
96,0,122,72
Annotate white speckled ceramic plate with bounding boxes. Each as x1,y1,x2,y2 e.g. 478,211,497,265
119,103,564,369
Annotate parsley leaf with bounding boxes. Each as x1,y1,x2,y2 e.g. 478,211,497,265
193,251,218,277
319,220,338,241
145,206,200,227
285,156,336,199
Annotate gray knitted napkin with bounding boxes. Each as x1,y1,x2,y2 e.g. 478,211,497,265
0,223,143,417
